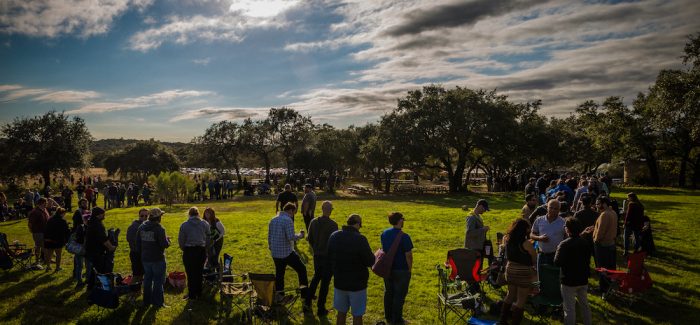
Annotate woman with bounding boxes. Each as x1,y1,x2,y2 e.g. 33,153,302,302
624,192,644,255
500,218,537,325
203,208,225,269
43,208,71,272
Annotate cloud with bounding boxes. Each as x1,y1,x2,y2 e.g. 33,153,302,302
34,90,101,103
170,107,259,122
192,57,211,65
382,0,549,37
67,89,215,114
0,0,154,38
127,2,299,52
0,85,23,92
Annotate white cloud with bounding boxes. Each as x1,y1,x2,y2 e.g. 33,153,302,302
0,0,154,38
170,107,260,122
34,90,101,103
127,5,294,52
67,89,215,114
193,57,211,65
229,0,301,18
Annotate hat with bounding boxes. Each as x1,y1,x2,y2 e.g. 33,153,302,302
91,207,105,217
149,207,165,218
476,199,490,211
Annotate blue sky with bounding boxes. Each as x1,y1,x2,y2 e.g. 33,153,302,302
1,0,699,141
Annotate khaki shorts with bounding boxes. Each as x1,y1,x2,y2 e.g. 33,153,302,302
32,232,44,248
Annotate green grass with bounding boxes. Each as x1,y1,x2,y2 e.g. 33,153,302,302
1,187,699,324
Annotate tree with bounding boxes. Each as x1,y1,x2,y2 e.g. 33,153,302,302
104,140,180,183
191,121,246,189
388,85,528,192
240,118,277,181
267,107,314,180
148,171,194,206
0,111,92,188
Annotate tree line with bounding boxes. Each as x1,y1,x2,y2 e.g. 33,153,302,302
1,33,698,191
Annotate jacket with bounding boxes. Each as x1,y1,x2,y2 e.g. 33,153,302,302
327,226,375,291
135,220,170,263
554,236,592,286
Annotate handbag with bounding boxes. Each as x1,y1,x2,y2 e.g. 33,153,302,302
168,271,187,290
66,232,85,256
372,231,403,278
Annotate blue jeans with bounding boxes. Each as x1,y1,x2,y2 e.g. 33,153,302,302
537,252,556,279
73,254,87,283
143,260,167,306
623,226,641,254
383,270,411,324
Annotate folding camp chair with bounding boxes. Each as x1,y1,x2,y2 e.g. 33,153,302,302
88,269,142,310
529,264,563,322
0,232,33,271
248,273,303,324
205,253,234,287
217,255,253,322
596,251,652,306
437,248,486,325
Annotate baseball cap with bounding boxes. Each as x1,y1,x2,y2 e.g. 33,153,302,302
476,199,490,211
149,207,166,218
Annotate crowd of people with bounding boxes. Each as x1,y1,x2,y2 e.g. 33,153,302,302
5,170,655,325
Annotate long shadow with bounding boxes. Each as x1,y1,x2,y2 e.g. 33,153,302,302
0,271,55,304
172,298,218,325
0,220,23,227
0,276,86,324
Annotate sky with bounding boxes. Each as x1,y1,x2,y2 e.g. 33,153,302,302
1,0,699,141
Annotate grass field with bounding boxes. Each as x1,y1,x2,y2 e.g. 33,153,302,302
1,187,699,324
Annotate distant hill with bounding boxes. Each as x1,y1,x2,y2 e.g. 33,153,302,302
90,138,191,167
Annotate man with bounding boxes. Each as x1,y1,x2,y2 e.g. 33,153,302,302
28,197,51,266
126,209,149,287
178,207,210,300
530,200,566,274
536,174,549,197
464,199,490,252
548,180,574,204
137,208,171,308
327,214,375,325
381,212,414,325
76,182,86,200
307,201,339,317
555,218,592,325
590,196,617,270
301,184,317,231
573,194,597,230
276,184,298,213
85,207,116,290
571,179,588,211
521,194,538,220
62,186,74,211
524,178,537,196
71,198,90,286
85,185,94,209
267,203,311,312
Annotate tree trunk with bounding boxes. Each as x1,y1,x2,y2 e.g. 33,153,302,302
644,154,660,186
42,170,51,193
384,169,392,194
679,156,688,188
234,165,242,193
263,154,271,182
691,156,700,189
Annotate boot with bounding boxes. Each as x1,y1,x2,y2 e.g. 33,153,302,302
510,306,525,325
498,301,512,324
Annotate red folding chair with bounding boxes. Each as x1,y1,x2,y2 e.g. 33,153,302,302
596,251,652,305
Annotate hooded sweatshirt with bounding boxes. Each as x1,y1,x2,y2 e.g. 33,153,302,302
135,220,170,263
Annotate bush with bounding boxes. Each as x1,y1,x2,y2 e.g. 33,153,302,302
148,171,195,206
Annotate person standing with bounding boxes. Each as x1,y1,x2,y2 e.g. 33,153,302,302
555,218,592,325
381,212,414,325
71,199,90,286
327,214,375,325
500,218,536,325
178,207,210,300
276,184,298,213
530,200,566,273
137,208,171,308
307,201,339,317
62,186,74,211
521,194,538,220
590,196,617,270
267,203,311,312
127,209,149,285
623,192,644,256
28,198,51,266
84,185,94,209
573,194,598,230
301,184,317,231
203,208,225,270
43,208,71,272
464,199,491,270
85,207,116,290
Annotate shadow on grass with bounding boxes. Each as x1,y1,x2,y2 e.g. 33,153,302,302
0,276,87,324
0,271,55,300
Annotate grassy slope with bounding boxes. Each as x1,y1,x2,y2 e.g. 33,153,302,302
0,187,698,324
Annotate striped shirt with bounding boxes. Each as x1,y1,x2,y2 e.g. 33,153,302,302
268,211,302,259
